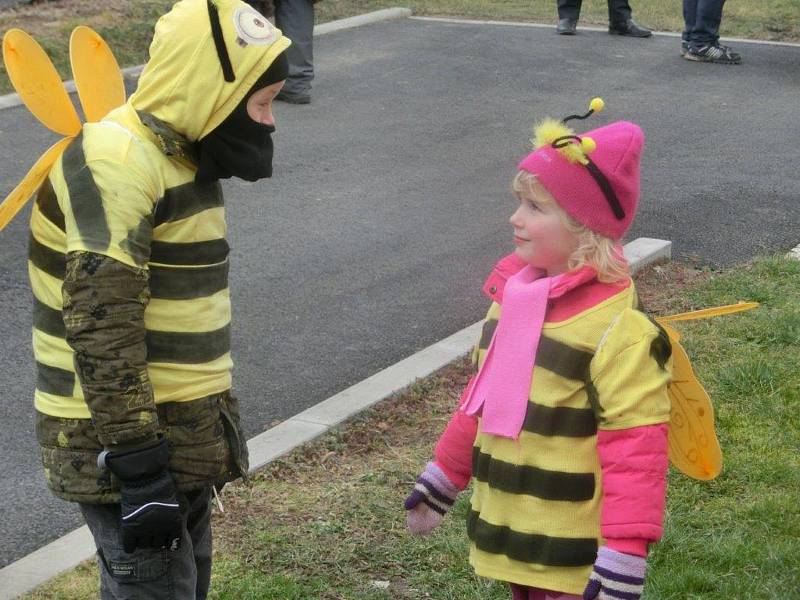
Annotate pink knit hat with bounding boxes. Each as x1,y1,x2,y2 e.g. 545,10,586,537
517,117,644,241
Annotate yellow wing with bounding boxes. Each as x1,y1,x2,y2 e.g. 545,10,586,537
655,302,758,480
1,29,83,230
70,26,126,122
0,27,124,231
2,29,81,136
0,138,74,230
660,322,722,480
658,302,760,323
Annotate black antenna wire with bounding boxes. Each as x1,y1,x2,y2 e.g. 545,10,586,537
208,1,236,83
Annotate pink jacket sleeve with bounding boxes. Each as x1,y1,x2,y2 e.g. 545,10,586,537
433,378,479,490
598,423,669,557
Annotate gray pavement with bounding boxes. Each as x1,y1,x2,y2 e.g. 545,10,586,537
1,16,799,566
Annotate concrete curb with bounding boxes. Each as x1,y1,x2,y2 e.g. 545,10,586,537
315,7,411,36
0,7,412,113
410,16,800,48
0,237,670,598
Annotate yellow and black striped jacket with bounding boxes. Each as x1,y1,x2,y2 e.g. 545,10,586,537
465,280,671,594
30,113,233,420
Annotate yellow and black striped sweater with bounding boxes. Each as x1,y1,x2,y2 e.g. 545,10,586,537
30,106,232,421
437,276,672,594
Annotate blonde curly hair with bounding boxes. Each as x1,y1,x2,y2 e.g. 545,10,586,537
511,170,629,284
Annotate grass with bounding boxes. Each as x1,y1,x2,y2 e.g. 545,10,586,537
0,1,173,94
20,255,800,599
0,0,798,94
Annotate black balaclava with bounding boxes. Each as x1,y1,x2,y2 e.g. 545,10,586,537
195,51,289,184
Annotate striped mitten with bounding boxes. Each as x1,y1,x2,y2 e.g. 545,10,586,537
583,546,647,600
404,462,459,536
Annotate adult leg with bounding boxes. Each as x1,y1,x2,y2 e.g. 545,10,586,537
557,0,582,21
79,488,212,600
607,0,632,27
684,0,739,62
607,0,651,36
682,0,698,53
274,0,315,101
689,0,727,47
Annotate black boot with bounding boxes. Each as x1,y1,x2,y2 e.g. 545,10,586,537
609,19,652,38
556,18,578,35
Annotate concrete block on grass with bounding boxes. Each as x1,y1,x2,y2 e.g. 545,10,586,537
625,238,671,273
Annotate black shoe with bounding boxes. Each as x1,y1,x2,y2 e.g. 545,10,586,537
680,40,689,57
275,90,311,104
684,43,742,64
609,19,652,38
556,18,578,35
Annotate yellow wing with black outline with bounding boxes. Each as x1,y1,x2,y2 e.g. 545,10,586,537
656,302,758,480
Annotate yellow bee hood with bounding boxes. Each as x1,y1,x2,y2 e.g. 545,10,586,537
130,0,291,142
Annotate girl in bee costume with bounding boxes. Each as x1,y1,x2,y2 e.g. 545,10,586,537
2,1,290,597
404,100,753,600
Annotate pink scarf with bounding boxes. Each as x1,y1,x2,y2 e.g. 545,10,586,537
461,265,597,439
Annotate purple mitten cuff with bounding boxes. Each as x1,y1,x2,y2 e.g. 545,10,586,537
404,462,459,515
584,546,646,600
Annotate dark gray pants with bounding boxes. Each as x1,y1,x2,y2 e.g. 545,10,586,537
80,487,213,600
274,0,315,95
557,0,633,25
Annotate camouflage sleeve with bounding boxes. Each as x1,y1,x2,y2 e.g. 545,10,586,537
62,251,159,449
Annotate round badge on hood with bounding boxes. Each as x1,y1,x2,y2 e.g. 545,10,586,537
233,6,278,47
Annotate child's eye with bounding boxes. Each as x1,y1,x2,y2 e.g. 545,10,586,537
526,199,541,211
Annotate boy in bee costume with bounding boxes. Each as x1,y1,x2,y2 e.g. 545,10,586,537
4,1,290,597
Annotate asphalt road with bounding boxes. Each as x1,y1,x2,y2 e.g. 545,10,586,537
1,16,799,567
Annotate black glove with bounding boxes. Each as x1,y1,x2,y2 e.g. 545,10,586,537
99,438,183,553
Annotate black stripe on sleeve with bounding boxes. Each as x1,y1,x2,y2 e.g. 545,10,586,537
120,216,154,267
61,133,111,249
648,317,673,370
153,182,224,227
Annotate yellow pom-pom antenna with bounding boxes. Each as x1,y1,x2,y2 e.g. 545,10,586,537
590,97,605,113
529,98,605,167
563,97,605,125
